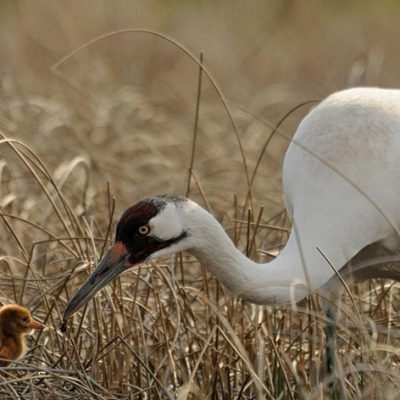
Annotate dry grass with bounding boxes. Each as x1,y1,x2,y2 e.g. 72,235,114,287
1,1,400,399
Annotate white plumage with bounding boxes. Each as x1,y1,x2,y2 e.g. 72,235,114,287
153,87,400,303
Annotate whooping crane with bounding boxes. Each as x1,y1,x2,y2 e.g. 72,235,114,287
62,87,400,376
63,87,400,316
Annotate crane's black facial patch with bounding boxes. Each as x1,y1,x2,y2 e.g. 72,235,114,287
115,196,187,265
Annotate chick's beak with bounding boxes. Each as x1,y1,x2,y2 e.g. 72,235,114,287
62,242,130,321
29,319,46,330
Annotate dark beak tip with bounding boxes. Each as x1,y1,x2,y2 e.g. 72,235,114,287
60,320,68,333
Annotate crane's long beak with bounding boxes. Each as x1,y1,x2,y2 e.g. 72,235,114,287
62,242,129,321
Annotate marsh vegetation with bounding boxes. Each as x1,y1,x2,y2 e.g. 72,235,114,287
1,1,400,398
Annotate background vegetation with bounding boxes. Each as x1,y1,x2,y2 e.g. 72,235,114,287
1,0,400,398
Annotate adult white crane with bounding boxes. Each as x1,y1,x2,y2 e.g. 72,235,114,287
62,87,400,338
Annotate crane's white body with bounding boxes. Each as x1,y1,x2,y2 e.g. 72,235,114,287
150,87,400,304
281,87,400,301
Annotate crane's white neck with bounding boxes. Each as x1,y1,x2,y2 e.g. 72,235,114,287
149,200,359,304
182,203,313,304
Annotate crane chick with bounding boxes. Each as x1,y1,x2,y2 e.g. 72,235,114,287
0,304,45,365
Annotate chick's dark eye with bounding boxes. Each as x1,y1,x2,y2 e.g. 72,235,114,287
22,316,29,323
138,224,150,235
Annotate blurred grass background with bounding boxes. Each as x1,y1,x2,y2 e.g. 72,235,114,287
2,0,400,209
1,0,400,398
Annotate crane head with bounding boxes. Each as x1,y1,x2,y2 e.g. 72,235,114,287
62,195,193,322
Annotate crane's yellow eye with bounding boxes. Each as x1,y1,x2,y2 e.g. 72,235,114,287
138,224,150,235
